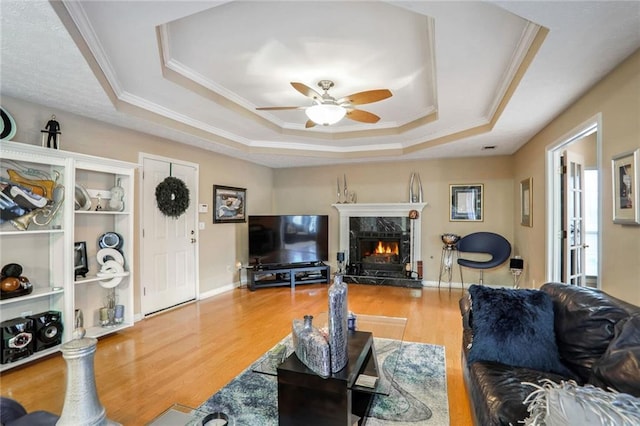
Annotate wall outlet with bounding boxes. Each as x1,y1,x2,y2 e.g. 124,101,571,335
199,221,205,230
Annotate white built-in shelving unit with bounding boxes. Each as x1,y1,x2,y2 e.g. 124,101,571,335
0,141,137,371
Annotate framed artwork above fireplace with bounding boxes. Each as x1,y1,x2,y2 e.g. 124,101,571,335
450,184,483,222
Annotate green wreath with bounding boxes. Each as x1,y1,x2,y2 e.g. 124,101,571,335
155,177,190,218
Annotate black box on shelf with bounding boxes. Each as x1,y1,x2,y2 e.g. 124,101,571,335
1,317,34,364
27,310,63,352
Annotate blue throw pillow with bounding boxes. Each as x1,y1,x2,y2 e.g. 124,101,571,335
467,285,571,375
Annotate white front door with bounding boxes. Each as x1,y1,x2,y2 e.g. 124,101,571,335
141,155,198,315
562,150,587,286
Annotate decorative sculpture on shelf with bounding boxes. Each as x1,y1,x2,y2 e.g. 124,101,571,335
2,169,64,231
108,179,125,212
0,263,33,300
41,115,61,149
336,174,357,204
409,172,423,203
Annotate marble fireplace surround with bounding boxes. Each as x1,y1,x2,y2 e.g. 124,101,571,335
333,203,427,280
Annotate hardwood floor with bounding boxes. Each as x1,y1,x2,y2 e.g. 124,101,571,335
0,284,472,425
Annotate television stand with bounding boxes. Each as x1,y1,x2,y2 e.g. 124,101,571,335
248,263,330,291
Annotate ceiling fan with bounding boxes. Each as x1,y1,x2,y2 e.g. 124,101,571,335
256,80,392,128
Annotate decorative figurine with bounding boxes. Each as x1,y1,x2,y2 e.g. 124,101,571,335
42,115,61,149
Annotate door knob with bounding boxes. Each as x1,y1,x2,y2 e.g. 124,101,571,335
191,238,196,244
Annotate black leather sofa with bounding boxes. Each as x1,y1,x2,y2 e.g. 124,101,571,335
0,397,58,426
460,282,640,426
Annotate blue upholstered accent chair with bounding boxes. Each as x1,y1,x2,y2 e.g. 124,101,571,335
456,232,511,286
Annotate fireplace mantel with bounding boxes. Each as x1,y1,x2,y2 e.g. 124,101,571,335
332,203,427,278
333,203,427,217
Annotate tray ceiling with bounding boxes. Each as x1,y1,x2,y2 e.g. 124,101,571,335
1,1,639,168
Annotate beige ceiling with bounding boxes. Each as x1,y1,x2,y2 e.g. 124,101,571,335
1,1,639,168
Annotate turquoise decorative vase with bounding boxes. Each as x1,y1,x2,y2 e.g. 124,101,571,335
328,274,348,373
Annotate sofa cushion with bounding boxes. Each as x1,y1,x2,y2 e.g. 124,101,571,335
541,282,639,382
590,314,640,397
465,360,570,426
522,380,640,426
467,285,571,375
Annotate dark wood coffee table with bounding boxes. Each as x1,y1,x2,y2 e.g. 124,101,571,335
277,330,379,426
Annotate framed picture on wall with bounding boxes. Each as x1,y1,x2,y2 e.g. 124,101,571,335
213,185,246,223
612,149,639,225
450,184,483,221
520,177,533,227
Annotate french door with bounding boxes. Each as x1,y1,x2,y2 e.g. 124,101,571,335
562,150,587,286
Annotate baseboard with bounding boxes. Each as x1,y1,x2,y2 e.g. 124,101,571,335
132,282,241,321
422,280,465,290
199,282,238,300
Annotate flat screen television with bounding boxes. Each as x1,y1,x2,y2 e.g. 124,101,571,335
248,215,329,267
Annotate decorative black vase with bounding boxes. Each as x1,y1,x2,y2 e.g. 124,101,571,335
328,274,348,373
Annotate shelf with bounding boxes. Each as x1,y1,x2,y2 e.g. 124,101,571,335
0,345,61,373
249,264,330,291
0,228,64,236
74,272,130,285
75,210,130,216
85,323,133,339
0,287,64,306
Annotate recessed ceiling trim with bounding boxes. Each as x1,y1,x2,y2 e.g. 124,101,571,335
249,140,404,153
113,94,249,152
160,25,259,113
248,145,406,159
403,122,494,155
485,22,544,120
60,1,124,97
157,15,440,139
424,15,439,113
488,24,549,128
118,91,251,145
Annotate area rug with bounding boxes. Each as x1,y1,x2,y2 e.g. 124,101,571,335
198,336,449,425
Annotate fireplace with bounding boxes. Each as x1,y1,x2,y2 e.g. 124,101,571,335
348,217,410,278
333,203,427,286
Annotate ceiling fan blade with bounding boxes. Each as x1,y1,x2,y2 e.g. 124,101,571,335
305,120,316,128
338,89,392,106
291,82,323,101
345,108,381,124
256,106,306,111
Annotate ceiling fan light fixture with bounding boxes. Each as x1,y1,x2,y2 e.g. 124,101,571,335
305,103,346,126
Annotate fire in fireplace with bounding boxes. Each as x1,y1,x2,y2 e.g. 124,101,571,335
360,239,400,264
